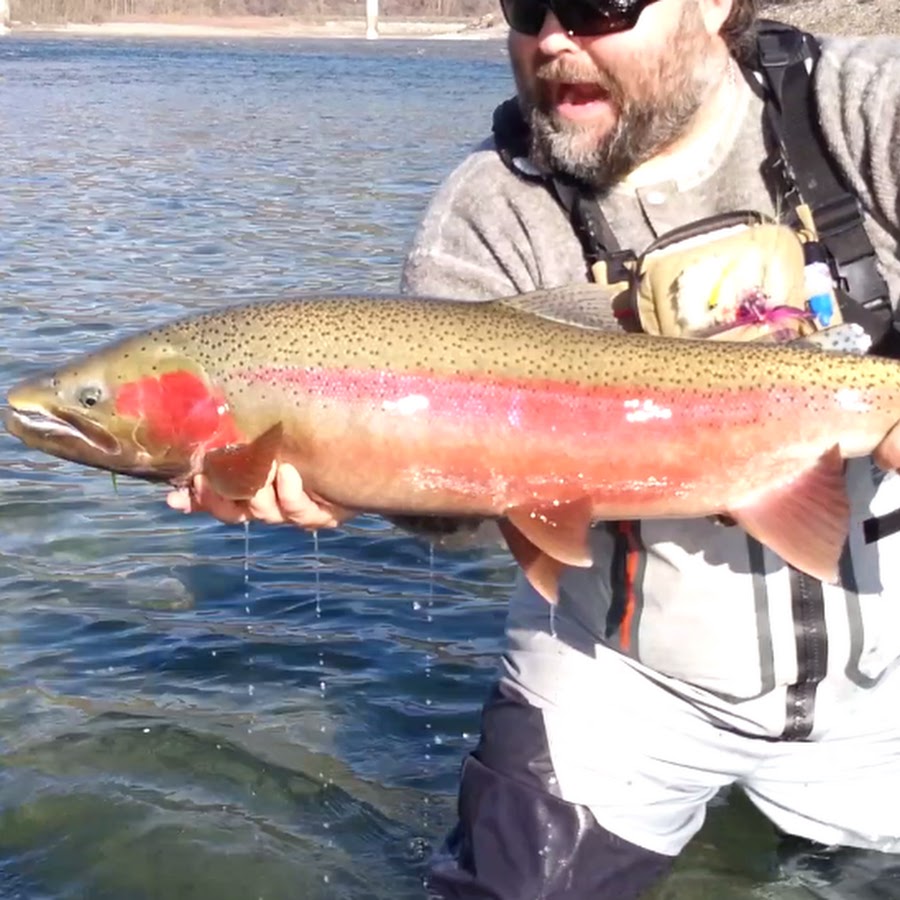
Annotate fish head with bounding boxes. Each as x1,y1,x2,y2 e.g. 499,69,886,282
5,332,242,485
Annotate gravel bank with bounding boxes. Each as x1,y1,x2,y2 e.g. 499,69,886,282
763,0,900,36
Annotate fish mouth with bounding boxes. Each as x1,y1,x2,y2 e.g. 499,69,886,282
4,405,121,457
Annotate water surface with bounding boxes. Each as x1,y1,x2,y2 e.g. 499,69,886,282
0,33,885,899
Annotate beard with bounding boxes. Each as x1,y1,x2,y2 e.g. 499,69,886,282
513,1,724,189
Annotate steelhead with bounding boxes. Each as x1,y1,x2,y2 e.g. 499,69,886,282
6,289,900,602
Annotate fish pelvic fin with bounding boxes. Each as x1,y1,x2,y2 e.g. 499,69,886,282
498,497,595,605
506,497,594,568
729,445,848,584
202,423,284,500
497,519,565,605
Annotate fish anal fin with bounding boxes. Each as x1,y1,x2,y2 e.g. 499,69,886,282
506,496,594,568
498,519,564,605
730,445,848,584
203,423,284,500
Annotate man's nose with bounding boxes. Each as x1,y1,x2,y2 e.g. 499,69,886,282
536,10,582,53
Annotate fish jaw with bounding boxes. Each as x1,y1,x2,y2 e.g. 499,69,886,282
6,400,132,475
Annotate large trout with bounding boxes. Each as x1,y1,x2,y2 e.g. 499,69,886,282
6,289,900,602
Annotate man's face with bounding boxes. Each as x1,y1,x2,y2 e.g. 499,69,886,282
509,0,725,187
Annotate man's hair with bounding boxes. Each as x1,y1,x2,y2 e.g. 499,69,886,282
721,0,760,64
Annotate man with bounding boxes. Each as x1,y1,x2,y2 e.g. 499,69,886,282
169,0,900,896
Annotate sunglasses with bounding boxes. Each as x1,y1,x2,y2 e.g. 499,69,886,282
500,0,661,37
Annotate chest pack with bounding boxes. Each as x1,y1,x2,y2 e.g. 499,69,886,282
492,20,897,355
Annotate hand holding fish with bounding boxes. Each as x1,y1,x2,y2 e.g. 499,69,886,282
166,461,352,530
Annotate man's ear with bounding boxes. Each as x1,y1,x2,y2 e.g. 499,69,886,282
696,0,734,37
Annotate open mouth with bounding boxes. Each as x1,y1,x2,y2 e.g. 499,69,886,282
4,406,121,456
551,81,614,118
557,82,608,103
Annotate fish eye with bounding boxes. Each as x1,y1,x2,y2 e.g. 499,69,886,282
77,386,104,409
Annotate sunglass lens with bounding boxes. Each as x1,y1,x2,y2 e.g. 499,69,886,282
500,0,649,37
500,0,549,36
561,1,631,35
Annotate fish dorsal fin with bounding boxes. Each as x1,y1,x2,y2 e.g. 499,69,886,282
497,284,618,331
202,423,284,500
729,445,848,584
506,497,594,568
497,519,565,605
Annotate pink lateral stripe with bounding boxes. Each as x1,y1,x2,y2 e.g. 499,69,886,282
237,365,827,439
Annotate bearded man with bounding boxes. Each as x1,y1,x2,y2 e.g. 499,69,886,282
171,0,900,896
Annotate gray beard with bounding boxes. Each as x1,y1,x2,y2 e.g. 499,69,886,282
522,7,720,189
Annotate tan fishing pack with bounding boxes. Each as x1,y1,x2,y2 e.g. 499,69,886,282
595,209,841,344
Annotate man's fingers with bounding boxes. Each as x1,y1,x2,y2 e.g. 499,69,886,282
187,474,250,524
165,463,351,530
166,487,192,513
270,463,350,529
874,421,900,472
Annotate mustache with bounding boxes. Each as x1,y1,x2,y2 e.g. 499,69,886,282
535,57,614,89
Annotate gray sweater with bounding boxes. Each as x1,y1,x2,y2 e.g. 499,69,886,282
401,36,900,738
404,37,900,309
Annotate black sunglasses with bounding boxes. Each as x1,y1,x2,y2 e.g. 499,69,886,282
500,0,661,37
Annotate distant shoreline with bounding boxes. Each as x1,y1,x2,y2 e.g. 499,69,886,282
9,14,508,41
8,1,899,41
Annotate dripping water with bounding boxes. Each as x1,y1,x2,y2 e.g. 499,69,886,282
243,522,256,714
422,541,437,833
242,521,257,825
312,529,333,859
314,530,326,722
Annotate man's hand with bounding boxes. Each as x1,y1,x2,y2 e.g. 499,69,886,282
166,462,352,529
873,421,900,473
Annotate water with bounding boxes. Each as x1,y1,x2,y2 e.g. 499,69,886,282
0,33,888,900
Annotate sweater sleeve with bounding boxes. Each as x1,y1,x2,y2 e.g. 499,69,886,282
814,36,900,305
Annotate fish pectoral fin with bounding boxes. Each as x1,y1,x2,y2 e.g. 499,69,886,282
498,519,564,605
202,423,284,500
505,497,594,568
729,445,848,584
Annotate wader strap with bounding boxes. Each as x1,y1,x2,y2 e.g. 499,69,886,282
754,20,897,354
564,186,636,284
491,98,635,284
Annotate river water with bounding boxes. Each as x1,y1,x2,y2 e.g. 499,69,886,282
0,32,890,900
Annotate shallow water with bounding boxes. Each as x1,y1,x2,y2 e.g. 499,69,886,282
0,33,890,899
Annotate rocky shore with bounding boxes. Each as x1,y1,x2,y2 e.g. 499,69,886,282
9,0,900,41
